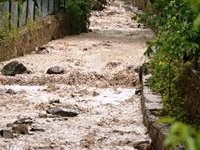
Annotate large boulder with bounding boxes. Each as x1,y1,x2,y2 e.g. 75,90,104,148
1,61,28,76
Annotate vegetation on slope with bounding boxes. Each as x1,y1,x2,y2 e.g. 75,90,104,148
137,0,200,149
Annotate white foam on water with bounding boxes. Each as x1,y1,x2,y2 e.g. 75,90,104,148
0,85,57,103
95,88,136,105
0,85,136,105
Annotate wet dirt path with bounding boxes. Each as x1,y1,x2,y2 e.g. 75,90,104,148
0,1,154,149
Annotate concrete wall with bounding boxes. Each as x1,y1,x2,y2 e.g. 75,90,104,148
0,14,70,61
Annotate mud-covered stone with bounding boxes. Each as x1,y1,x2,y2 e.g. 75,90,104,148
1,61,28,76
47,66,65,74
46,108,79,117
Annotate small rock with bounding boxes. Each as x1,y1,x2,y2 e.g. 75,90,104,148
135,88,142,95
71,93,75,98
0,130,14,138
47,66,65,74
137,24,142,28
74,61,81,66
46,108,79,117
13,117,33,125
6,89,16,95
1,61,28,76
12,124,29,135
26,70,32,74
92,91,99,97
83,48,88,51
35,46,50,54
30,126,45,132
38,113,48,118
133,141,152,150
49,99,61,104
134,65,142,73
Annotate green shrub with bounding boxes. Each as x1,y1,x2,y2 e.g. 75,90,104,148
65,0,91,34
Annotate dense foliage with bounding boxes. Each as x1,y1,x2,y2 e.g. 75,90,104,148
166,122,200,150
64,0,91,34
139,0,200,149
139,0,200,120
159,117,200,150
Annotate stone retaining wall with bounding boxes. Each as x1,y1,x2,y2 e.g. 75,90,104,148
141,79,167,150
0,14,70,61
141,75,183,150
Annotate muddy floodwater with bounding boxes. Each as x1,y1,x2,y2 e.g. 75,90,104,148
0,0,154,149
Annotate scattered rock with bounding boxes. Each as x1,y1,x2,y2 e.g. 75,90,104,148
35,46,50,54
1,61,28,76
137,24,142,28
134,65,142,73
0,130,14,138
74,61,81,66
30,126,45,132
13,117,33,125
92,91,100,97
102,41,111,46
83,48,88,51
49,99,61,104
133,141,152,150
47,66,65,74
12,124,29,135
135,88,142,95
106,61,121,69
7,117,33,128
38,113,48,118
46,108,79,117
6,89,17,95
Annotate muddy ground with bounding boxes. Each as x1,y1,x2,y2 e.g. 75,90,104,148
0,0,154,149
